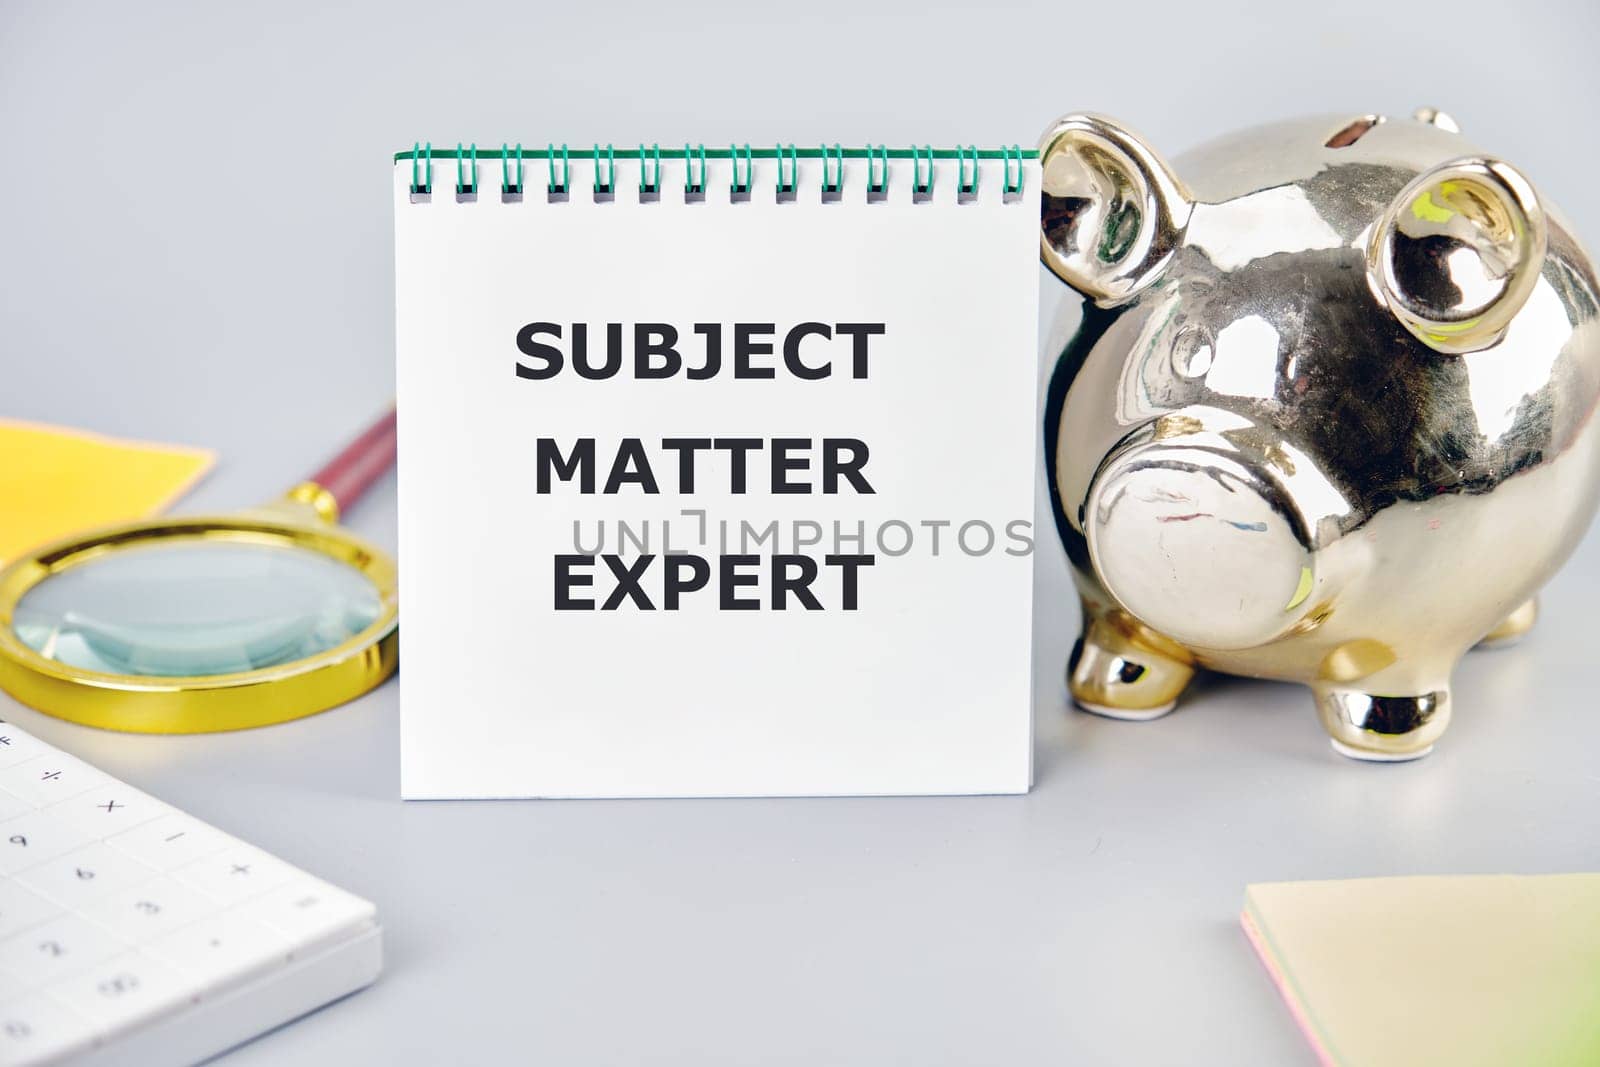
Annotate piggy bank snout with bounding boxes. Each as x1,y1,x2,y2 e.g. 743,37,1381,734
1085,427,1329,652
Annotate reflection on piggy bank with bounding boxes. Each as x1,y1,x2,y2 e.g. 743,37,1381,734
1040,108,1600,760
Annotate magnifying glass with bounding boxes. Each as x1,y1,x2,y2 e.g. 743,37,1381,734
0,410,399,734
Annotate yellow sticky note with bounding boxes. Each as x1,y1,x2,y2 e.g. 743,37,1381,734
0,418,214,565
1243,874,1600,1067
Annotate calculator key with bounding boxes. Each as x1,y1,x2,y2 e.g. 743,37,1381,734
0,811,96,877
0,913,127,987
106,813,231,873
15,844,159,908
83,878,220,944
0,796,30,829
44,951,194,1036
146,915,292,992
0,726,52,770
0,756,111,808
45,784,170,839
0,883,61,941
0,994,95,1064
172,847,296,905
239,878,376,954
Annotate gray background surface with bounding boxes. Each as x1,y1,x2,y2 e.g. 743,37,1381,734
3,0,1599,1062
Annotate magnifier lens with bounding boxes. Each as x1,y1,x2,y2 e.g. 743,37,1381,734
11,540,383,678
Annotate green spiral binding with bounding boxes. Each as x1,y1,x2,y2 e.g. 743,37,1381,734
547,143,569,194
593,143,615,194
957,145,979,197
776,144,797,195
401,143,1036,203
456,143,477,196
639,143,661,194
685,144,706,194
821,144,843,195
410,142,432,196
502,143,524,195
1002,145,1023,196
867,145,889,194
913,145,934,197
730,144,752,195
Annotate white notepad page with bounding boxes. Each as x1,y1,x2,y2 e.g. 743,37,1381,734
395,149,1040,798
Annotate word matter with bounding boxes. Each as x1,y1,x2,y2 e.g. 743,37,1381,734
537,437,874,495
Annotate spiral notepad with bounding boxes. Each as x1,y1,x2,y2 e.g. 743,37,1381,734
394,143,1041,799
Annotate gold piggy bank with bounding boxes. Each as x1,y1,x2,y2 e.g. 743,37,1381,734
1041,109,1600,760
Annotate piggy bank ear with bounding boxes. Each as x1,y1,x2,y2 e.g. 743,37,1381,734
1037,113,1192,305
1368,157,1548,354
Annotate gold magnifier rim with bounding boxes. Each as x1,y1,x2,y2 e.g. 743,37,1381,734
0,507,398,735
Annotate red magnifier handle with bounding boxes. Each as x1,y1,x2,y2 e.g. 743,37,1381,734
306,406,398,516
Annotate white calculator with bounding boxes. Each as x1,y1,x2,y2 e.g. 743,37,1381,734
0,719,382,1065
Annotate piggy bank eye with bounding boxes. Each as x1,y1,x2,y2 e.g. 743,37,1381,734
1038,113,1192,307
1368,156,1547,354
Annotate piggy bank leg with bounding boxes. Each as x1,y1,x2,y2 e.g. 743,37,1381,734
1476,598,1538,648
1313,678,1453,762
1069,600,1196,720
